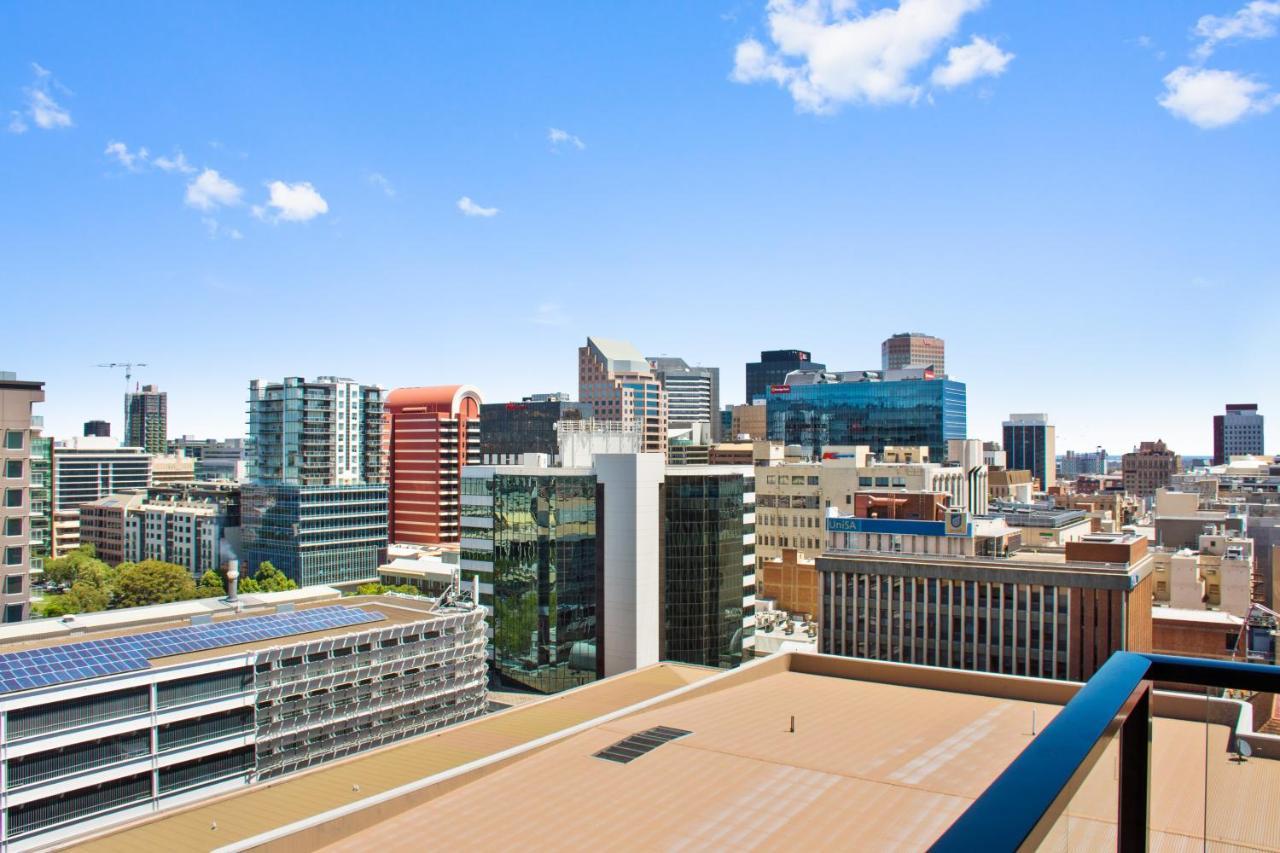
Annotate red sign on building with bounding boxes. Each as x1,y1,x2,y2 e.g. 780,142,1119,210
770,385,791,394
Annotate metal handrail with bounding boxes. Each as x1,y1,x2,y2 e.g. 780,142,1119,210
930,652,1280,852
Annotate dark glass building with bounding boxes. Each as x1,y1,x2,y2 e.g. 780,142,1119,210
240,484,387,586
766,376,966,461
745,350,824,404
662,471,746,669
462,470,601,693
479,399,593,464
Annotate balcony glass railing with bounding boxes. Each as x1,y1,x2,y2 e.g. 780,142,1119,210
931,653,1280,852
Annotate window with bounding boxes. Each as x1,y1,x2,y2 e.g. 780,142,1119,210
4,517,20,537
4,460,21,479
4,431,22,451
4,489,20,509
4,547,21,566
5,575,21,595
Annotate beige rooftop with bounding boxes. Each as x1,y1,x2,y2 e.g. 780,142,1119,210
60,654,1280,852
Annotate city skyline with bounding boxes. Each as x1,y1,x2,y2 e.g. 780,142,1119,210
5,2,1278,454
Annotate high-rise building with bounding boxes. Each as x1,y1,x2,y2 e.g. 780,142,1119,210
124,384,168,454
461,455,756,686
461,466,601,693
0,591,486,849
578,337,668,455
745,349,824,404
28,435,51,578
661,467,754,669
647,357,720,441
766,368,967,462
479,397,591,464
386,385,482,546
1,372,45,622
242,377,388,586
83,419,110,438
1002,413,1056,490
1213,404,1264,464
50,437,151,557
881,332,945,373
1122,440,1180,498
1060,448,1107,478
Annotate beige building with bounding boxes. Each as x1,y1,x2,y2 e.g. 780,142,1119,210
149,453,196,485
727,403,767,440
1151,527,1255,617
80,491,228,575
577,337,667,455
989,469,1033,502
0,372,44,622
1123,440,1181,498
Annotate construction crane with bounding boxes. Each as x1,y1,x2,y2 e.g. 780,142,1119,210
1231,601,1280,664
97,362,148,391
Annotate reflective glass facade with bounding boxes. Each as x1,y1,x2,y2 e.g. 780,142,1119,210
470,473,600,693
745,350,824,403
241,484,388,586
479,400,592,462
766,379,966,460
663,474,744,669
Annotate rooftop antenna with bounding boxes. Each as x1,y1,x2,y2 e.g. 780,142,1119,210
97,361,149,392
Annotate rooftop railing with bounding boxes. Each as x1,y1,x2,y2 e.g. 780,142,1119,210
931,652,1280,851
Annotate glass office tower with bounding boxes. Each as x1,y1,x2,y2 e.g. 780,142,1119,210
662,472,745,669
766,378,966,461
479,399,592,464
462,470,600,693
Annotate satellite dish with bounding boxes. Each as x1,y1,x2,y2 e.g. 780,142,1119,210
1237,739,1253,761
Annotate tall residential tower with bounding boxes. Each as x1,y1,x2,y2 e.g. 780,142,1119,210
0,372,45,622
124,384,168,454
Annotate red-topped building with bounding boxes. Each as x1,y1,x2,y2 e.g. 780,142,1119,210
386,385,482,545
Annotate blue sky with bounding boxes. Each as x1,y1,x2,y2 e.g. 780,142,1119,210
3,1,1278,455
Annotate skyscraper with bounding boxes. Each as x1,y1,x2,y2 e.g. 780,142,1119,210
767,368,967,462
124,384,168,454
647,357,721,441
1002,413,1056,490
83,420,110,437
479,396,591,464
242,376,388,586
49,437,151,556
386,385,482,545
1213,404,1264,464
578,337,667,455
881,332,946,373
745,349,824,403
1,372,45,622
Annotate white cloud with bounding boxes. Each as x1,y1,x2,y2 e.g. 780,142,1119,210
253,180,329,222
185,168,244,210
530,303,569,326
730,0,1005,112
930,35,1012,88
104,140,149,171
8,63,72,133
154,150,196,174
1192,1,1280,59
548,127,585,150
368,172,396,197
1158,65,1280,127
457,196,499,217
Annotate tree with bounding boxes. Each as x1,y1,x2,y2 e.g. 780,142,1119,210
252,561,297,592
196,569,226,598
111,561,198,609
355,582,386,596
42,545,108,588
65,581,109,613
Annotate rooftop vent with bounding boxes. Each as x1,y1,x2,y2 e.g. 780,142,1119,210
594,726,692,764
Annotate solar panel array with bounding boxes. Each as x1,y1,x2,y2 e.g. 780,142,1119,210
594,726,692,764
0,606,385,696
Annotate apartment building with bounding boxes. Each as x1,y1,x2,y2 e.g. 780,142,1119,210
0,590,485,849
385,385,482,546
242,377,387,586
80,488,234,575
0,374,45,622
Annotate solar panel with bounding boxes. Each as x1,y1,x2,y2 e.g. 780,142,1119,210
0,606,385,697
594,726,692,764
